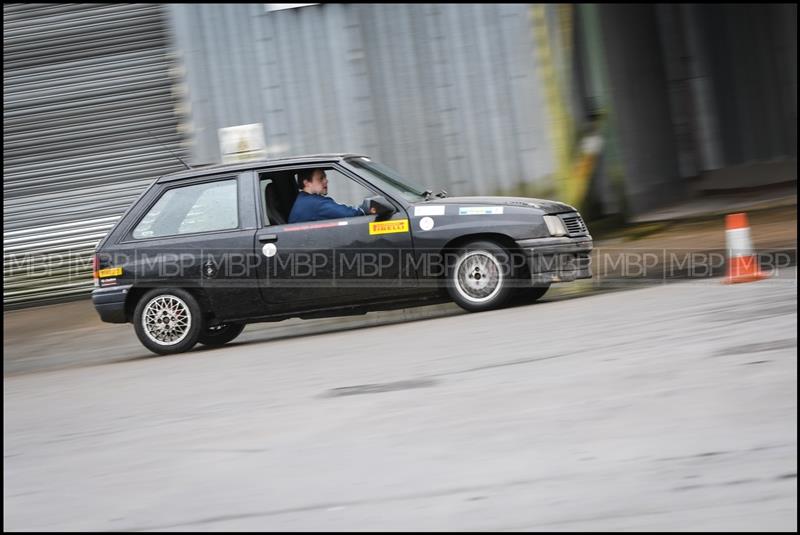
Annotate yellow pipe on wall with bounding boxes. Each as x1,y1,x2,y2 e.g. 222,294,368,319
531,4,597,209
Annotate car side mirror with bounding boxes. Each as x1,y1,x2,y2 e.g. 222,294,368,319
364,195,396,220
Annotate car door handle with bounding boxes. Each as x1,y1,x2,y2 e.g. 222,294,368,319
258,234,278,243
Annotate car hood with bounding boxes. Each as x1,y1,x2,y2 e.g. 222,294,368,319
411,196,576,214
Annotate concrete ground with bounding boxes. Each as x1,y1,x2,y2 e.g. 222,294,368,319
3,268,796,531
3,202,797,530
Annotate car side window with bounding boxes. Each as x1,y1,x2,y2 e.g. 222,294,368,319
132,179,238,239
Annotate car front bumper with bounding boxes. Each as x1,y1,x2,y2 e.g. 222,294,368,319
91,285,132,323
516,236,593,284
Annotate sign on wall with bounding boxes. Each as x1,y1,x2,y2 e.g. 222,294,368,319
218,123,267,164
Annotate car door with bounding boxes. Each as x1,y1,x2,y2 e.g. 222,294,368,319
254,164,416,309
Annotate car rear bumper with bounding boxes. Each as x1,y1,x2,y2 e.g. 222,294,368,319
516,236,593,284
91,285,132,323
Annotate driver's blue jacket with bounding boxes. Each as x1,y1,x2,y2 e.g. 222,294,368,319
288,191,365,223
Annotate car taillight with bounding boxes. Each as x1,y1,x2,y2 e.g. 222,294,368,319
92,254,100,286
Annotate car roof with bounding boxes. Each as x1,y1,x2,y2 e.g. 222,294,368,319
157,153,366,182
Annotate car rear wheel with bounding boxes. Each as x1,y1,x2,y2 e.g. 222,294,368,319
198,322,245,347
446,240,516,312
133,288,203,355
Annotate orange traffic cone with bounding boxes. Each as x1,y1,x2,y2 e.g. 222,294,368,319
723,213,768,284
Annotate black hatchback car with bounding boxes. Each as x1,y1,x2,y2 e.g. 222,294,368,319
92,154,592,355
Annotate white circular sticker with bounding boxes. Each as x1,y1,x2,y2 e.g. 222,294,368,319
262,243,277,257
419,217,434,231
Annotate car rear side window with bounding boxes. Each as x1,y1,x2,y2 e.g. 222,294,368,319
132,179,238,239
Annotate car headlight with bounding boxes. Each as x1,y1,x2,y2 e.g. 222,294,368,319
543,215,568,236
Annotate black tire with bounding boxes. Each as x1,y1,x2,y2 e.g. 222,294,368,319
198,322,246,347
133,288,203,355
512,284,550,305
446,240,517,312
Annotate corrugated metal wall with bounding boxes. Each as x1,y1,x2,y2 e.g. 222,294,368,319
694,3,797,165
595,4,797,214
167,3,556,198
3,3,188,308
598,4,685,214
656,3,797,175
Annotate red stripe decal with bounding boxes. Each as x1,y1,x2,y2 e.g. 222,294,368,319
284,221,346,232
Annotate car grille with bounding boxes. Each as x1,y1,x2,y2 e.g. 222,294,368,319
560,213,588,236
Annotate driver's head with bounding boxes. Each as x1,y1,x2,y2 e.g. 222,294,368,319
298,168,328,195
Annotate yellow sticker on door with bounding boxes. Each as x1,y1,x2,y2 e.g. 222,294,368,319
369,219,409,235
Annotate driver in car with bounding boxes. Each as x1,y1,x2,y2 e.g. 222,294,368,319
288,168,374,223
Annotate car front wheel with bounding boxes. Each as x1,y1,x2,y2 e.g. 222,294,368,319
133,288,203,355
512,284,550,305
446,240,516,312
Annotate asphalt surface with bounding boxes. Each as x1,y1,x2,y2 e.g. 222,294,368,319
3,269,797,531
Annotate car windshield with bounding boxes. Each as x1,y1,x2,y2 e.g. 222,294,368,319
346,157,428,202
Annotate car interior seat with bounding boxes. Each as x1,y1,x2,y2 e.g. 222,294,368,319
263,173,300,225
264,182,287,225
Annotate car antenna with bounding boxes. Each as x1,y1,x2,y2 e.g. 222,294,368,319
147,130,192,170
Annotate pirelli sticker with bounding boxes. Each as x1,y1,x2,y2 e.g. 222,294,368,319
369,219,409,235
97,267,123,278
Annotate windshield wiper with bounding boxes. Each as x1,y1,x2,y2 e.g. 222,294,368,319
422,189,447,200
